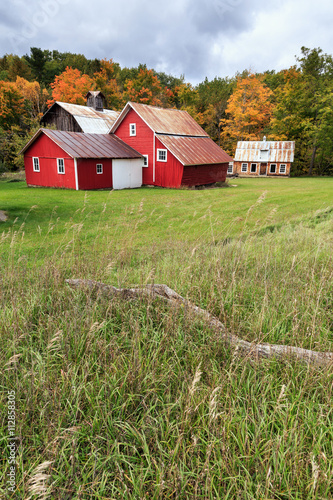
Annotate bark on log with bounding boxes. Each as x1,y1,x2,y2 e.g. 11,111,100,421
65,279,333,368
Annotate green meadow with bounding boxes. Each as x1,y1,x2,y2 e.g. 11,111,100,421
1,175,333,499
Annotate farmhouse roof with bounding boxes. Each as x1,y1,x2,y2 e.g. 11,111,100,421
158,135,233,166
234,141,295,163
21,129,142,159
41,101,120,134
110,101,209,137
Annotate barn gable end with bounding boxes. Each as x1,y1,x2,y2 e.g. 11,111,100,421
111,102,233,188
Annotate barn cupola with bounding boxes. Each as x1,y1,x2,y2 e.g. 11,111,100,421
85,91,105,112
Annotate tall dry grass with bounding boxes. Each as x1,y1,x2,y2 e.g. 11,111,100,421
0,195,332,499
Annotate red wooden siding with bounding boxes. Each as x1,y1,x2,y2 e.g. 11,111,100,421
77,159,113,190
154,137,183,188
114,108,154,185
24,134,76,189
181,164,228,186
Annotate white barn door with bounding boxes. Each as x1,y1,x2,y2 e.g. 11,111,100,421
112,159,143,190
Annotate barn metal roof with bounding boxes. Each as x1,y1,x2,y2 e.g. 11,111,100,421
111,101,209,137
42,102,120,134
158,135,233,166
21,129,143,159
234,141,295,163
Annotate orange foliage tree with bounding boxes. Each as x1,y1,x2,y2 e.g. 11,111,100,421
220,73,274,153
47,66,96,107
93,59,124,110
124,68,173,107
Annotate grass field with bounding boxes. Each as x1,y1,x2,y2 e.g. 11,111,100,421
1,175,333,499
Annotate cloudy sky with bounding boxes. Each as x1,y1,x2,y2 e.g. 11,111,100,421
2,0,333,84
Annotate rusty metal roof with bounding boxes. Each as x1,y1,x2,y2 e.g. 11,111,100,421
234,141,295,163
111,101,209,136
158,135,233,166
21,129,142,159
42,102,120,134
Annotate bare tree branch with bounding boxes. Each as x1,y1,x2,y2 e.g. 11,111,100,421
65,279,333,368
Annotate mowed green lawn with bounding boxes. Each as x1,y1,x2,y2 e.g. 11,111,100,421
1,175,333,499
1,176,332,256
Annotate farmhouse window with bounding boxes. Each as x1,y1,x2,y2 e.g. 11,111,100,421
57,158,65,174
227,162,233,174
260,150,269,161
279,164,286,174
33,157,40,172
269,164,277,174
157,149,167,162
143,155,148,167
250,163,257,173
130,123,136,136
96,163,103,174
241,163,248,173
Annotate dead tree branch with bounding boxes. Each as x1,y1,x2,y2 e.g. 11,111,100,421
65,279,333,368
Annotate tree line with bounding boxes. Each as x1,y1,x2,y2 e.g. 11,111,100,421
1,46,333,175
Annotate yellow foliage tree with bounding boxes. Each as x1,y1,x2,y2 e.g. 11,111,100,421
220,73,274,153
15,76,49,119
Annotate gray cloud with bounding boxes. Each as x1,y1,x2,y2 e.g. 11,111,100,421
3,0,333,83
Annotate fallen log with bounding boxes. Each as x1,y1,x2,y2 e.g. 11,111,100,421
65,279,333,368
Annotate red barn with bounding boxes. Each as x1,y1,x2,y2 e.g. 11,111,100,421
21,129,143,190
111,102,233,188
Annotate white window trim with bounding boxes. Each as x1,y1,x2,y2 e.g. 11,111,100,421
157,149,167,162
57,158,65,174
269,163,277,174
130,123,136,136
96,163,103,174
279,164,287,174
241,163,248,173
227,163,233,174
250,163,257,173
33,157,40,172
143,155,148,167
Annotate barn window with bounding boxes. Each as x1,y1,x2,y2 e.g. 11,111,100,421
96,163,103,174
130,123,136,136
33,157,40,172
157,149,167,162
57,158,65,174
241,163,248,173
270,164,277,174
143,155,148,167
250,163,257,173
279,164,286,174
227,162,233,174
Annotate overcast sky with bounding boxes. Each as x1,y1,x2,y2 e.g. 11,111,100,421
2,0,333,84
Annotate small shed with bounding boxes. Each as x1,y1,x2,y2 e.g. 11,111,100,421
41,96,120,134
232,140,295,176
111,102,233,188
21,129,143,190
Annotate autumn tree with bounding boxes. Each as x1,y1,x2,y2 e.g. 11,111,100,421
93,59,124,110
123,66,174,107
15,76,49,119
220,73,275,153
47,66,96,107
0,81,26,130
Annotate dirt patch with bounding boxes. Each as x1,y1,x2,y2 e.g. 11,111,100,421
0,210,8,221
